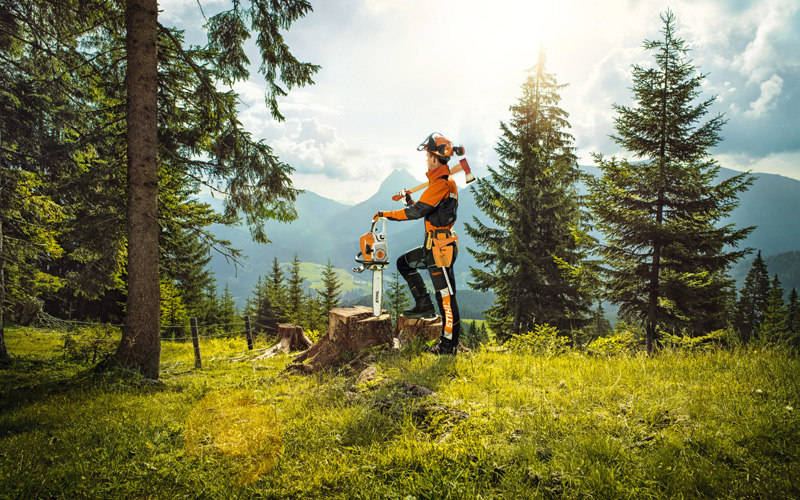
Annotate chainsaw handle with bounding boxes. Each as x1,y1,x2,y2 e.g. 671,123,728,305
371,217,386,234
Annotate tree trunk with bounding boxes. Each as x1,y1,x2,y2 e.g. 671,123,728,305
114,0,160,379
286,307,393,375
647,175,666,355
0,174,7,360
258,323,314,359
395,315,442,347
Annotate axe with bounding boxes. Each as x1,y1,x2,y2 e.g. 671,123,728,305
392,158,476,202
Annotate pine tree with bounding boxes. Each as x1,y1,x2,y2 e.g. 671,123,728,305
788,288,799,334
3,1,319,376
478,322,489,344
245,276,280,338
787,288,799,347
462,320,483,350
304,289,322,333
585,10,754,352
759,274,787,343
593,303,613,339
266,257,288,323
735,251,771,343
158,171,232,318
198,280,222,336
160,279,189,339
0,172,65,313
285,255,305,325
318,258,343,314
385,271,412,327
465,47,589,341
218,284,239,334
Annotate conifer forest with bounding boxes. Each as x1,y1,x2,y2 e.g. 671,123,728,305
1,3,798,499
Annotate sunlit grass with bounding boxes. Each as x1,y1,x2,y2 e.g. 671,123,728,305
1,327,798,499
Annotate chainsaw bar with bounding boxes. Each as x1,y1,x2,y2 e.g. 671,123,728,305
353,218,389,316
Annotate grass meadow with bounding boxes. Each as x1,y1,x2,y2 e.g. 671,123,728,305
1,325,798,499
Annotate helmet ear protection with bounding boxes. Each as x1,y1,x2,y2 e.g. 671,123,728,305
416,132,465,158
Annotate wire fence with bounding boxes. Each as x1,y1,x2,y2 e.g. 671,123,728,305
5,312,284,369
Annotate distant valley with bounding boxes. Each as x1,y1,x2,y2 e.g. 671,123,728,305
206,166,800,311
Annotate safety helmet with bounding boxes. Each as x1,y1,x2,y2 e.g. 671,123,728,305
417,132,465,158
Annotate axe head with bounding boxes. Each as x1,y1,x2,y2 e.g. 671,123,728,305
459,158,476,184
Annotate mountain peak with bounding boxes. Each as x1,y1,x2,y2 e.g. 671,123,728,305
379,168,423,191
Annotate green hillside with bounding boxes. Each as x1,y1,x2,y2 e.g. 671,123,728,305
730,250,800,296
286,261,370,297
3,328,798,499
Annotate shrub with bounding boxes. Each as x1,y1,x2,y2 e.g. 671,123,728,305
586,322,641,356
504,324,569,355
661,328,734,351
61,326,119,364
305,329,323,343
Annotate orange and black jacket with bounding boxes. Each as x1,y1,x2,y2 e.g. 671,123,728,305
381,163,458,233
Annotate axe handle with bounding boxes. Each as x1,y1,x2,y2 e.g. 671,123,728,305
392,159,469,200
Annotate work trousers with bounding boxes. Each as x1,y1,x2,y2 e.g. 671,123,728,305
396,245,461,342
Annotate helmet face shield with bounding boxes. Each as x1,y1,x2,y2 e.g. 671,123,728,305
417,133,437,152
416,132,465,158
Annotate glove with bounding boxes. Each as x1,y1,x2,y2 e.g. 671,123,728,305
395,189,414,206
373,211,384,221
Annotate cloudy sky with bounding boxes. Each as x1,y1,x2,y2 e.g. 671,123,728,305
160,0,800,205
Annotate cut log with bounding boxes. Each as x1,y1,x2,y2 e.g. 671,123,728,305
285,306,393,375
258,324,314,359
395,315,442,347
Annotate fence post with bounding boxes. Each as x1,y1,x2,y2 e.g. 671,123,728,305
190,317,202,369
245,315,253,350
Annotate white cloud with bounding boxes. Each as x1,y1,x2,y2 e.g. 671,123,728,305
716,151,800,180
745,74,784,118
164,0,800,202
270,118,349,175
729,0,797,84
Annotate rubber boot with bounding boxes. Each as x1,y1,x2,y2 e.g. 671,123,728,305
402,273,437,319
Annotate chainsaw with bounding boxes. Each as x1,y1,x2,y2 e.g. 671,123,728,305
353,218,390,317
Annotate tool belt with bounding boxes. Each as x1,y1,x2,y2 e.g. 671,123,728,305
425,228,459,268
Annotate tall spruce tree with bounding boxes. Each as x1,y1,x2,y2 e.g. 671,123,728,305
304,289,322,333
465,47,589,340
2,1,319,377
318,258,343,315
0,1,95,357
285,255,305,325
787,288,800,348
759,274,787,343
385,271,412,327
244,276,279,337
159,279,189,339
266,257,287,323
735,251,770,343
788,288,799,336
198,280,222,334
218,283,239,334
585,10,754,352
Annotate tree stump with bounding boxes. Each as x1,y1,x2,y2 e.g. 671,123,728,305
258,324,314,359
285,307,393,375
395,315,442,347
395,315,471,353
